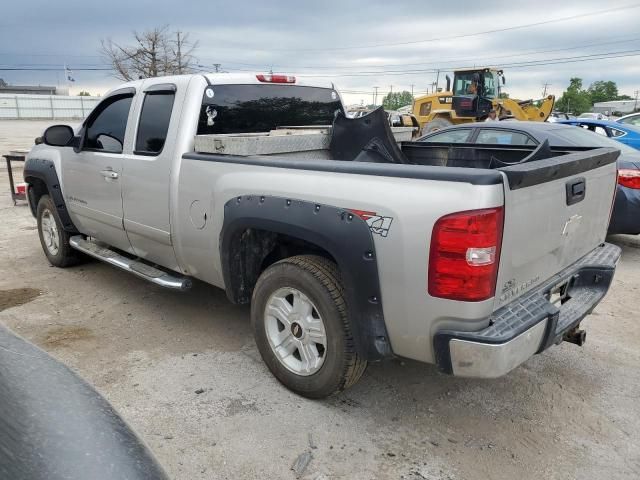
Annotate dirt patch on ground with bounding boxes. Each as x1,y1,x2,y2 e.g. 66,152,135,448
0,288,41,312
41,325,94,348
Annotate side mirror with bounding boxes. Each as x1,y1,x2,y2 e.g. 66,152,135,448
445,75,451,92
43,125,74,147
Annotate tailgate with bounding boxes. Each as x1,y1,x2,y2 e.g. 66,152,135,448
494,147,619,309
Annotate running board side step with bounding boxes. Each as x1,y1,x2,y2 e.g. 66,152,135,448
69,236,192,291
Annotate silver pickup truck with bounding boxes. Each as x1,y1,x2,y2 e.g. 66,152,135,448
24,73,621,398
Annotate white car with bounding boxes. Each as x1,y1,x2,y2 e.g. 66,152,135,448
617,112,640,127
578,112,608,120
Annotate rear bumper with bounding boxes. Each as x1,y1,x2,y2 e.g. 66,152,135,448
434,242,621,378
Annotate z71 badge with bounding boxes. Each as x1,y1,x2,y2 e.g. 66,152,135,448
349,209,394,237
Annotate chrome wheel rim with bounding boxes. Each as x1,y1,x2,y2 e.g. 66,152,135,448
41,209,60,256
264,287,327,376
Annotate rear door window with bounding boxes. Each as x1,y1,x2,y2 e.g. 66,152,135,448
476,129,537,145
197,84,343,134
135,91,176,155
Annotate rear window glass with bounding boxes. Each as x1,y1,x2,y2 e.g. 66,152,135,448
551,126,637,154
197,84,343,135
619,115,640,126
421,129,472,143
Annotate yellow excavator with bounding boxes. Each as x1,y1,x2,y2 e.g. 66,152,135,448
412,68,555,134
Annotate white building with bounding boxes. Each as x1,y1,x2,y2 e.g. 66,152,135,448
593,100,638,114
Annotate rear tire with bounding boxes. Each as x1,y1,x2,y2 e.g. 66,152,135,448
421,117,453,135
36,195,82,268
251,255,367,398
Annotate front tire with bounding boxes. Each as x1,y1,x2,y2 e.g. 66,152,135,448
36,195,81,267
251,255,367,398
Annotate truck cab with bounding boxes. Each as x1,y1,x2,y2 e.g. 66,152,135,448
450,68,503,118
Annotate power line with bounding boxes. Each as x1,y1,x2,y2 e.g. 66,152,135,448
5,33,638,72
199,35,640,71
289,49,640,78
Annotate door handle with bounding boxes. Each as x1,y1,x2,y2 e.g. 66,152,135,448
566,177,586,205
100,169,119,179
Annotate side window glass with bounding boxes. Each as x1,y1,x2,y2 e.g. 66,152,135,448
611,128,626,138
594,126,608,136
84,95,133,153
422,129,471,143
135,91,176,155
476,129,537,146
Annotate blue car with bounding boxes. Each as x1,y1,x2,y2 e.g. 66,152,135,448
558,119,640,150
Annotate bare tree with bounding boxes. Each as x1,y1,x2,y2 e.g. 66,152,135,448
101,25,199,81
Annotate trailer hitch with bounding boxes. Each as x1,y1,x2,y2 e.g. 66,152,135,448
563,325,587,346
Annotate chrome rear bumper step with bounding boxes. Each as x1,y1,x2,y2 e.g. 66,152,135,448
69,236,192,291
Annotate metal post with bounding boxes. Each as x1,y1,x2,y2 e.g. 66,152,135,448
15,95,20,119
80,95,84,117
49,95,55,119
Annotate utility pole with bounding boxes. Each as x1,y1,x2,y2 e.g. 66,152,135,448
176,31,182,74
373,86,379,106
542,82,551,97
635,90,639,111
410,84,414,99
435,70,440,92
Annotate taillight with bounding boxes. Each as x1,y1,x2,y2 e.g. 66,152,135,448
617,169,640,189
256,74,296,84
428,207,504,302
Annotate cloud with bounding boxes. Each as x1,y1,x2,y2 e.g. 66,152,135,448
1,0,638,105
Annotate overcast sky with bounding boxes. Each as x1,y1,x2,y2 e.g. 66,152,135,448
1,0,639,106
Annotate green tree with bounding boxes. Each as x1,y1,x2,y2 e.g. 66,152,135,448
556,77,592,115
587,81,619,103
382,91,413,110
77,91,91,96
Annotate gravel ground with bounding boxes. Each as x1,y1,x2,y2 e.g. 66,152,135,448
1,119,639,480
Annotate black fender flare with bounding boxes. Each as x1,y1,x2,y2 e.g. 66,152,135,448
23,157,78,232
220,195,392,360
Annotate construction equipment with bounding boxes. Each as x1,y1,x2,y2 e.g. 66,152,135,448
412,68,555,134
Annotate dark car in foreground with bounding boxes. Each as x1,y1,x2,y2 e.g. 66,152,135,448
418,121,640,235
